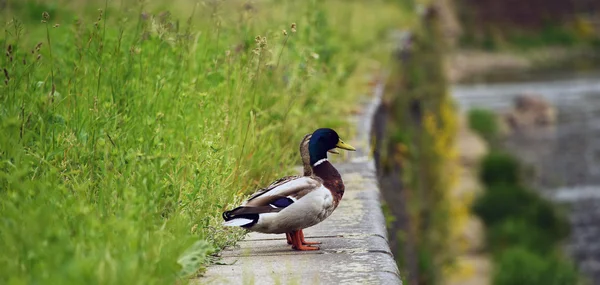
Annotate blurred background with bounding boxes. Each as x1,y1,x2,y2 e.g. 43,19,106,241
450,0,600,284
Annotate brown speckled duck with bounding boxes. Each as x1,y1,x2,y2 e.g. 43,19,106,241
222,128,355,250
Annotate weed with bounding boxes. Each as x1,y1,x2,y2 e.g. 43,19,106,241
493,246,579,285
467,108,498,143
479,151,520,186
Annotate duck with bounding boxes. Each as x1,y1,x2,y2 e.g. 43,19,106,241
245,132,313,246
256,132,341,247
222,128,356,250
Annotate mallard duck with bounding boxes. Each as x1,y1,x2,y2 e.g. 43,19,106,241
244,133,313,246
222,128,356,250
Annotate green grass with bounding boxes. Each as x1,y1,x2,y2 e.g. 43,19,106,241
0,0,408,283
471,150,578,285
493,247,579,285
478,151,519,185
467,108,498,143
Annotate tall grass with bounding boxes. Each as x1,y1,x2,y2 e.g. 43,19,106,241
0,0,407,283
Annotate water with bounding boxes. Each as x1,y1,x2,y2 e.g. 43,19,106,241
452,70,600,284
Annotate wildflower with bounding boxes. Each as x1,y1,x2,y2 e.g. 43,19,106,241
129,47,141,54
42,12,50,23
291,23,297,33
254,35,267,48
260,37,267,48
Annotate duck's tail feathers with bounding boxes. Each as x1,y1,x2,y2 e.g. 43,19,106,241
223,218,254,227
222,207,259,228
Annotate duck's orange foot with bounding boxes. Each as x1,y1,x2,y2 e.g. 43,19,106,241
292,244,320,251
298,229,321,245
286,233,293,245
290,230,321,251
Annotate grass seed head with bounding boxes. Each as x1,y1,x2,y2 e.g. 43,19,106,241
260,37,267,47
283,29,288,36
254,35,267,48
42,12,50,21
3,68,9,80
291,23,297,33
7,44,12,55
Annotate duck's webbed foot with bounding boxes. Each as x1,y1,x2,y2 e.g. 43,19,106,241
290,230,320,251
298,229,321,245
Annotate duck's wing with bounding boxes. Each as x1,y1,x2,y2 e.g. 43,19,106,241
244,175,300,203
223,176,322,227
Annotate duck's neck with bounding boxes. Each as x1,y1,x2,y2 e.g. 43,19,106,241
312,159,344,202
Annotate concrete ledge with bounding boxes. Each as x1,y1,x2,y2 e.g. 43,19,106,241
201,82,401,284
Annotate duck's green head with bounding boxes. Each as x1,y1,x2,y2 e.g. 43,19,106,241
308,128,356,166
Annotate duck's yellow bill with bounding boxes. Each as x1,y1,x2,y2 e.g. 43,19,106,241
336,140,356,151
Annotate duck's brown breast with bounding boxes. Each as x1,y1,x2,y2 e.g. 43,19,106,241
313,160,345,206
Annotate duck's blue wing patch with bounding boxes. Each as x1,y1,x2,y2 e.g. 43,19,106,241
270,197,295,209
